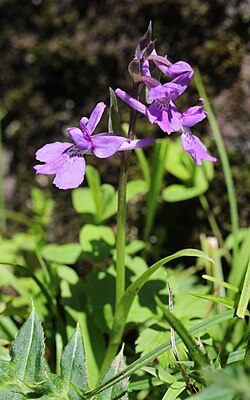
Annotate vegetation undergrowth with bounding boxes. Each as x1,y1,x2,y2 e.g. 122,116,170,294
0,22,249,400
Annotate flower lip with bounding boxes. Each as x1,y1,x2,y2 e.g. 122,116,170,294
181,129,217,166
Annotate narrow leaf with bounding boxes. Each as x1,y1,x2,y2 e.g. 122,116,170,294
189,293,235,309
236,259,250,318
85,310,235,398
155,297,209,368
100,249,214,375
108,87,123,134
202,275,238,292
96,347,128,400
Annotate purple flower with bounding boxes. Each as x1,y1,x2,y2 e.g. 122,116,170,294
180,100,217,165
116,54,194,135
147,50,194,95
34,102,154,189
115,79,182,134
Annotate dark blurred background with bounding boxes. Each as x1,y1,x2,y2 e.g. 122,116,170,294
0,0,249,248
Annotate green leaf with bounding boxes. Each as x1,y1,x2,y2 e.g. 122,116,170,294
125,240,145,255
72,187,96,215
189,293,235,309
155,297,210,367
236,258,250,318
100,249,214,374
0,387,25,400
135,326,188,368
0,239,18,263
85,310,235,399
60,327,89,396
161,380,186,400
96,347,128,400
103,179,147,221
144,140,168,240
80,224,115,262
202,275,238,293
58,265,105,388
108,87,123,134
162,184,207,202
8,306,45,382
165,140,193,181
86,165,103,223
41,243,82,265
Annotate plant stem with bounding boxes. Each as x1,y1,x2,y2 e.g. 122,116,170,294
115,153,129,308
115,81,139,309
0,109,6,233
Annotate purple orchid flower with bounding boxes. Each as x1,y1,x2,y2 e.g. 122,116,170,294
146,50,194,95
115,53,194,135
115,77,182,134
180,100,217,165
34,102,154,189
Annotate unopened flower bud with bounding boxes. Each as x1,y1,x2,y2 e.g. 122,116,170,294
135,21,152,60
128,58,141,83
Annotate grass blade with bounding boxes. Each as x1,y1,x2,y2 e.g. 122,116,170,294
85,309,235,398
236,259,250,318
194,70,239,282
100,249,214,375
155,296,210,367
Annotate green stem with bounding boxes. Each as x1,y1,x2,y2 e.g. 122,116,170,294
115,81,139,308
115,154,129,308
0,109,6,233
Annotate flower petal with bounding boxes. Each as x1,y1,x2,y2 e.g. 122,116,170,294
79,117,90,135
115,89,147,115
67,127,91,150
181,105,208,128
141,59,151,77
53,150,86,189
167,61,194,78
34,156,65,175
148,83,180,101
118,136,155,151
91,133,127,158
87,102,106,134
35,142,72,162
181,131,217,165
146,101,181,134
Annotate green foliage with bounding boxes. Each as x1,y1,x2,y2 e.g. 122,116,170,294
72,166,147,224
0,308,128,399
163,140,214,202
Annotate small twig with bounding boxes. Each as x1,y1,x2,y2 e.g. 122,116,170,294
167,276,199,395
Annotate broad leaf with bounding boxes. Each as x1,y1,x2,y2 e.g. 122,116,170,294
8,306,45,382
80,224,115,262
60,327,89,397
162,183,207,202
41,243,82,265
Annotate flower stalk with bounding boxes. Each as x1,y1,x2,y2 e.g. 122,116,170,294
115,81,140,309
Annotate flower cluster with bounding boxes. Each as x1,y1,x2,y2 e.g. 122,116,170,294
34,23,216,190
116,49,216,166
